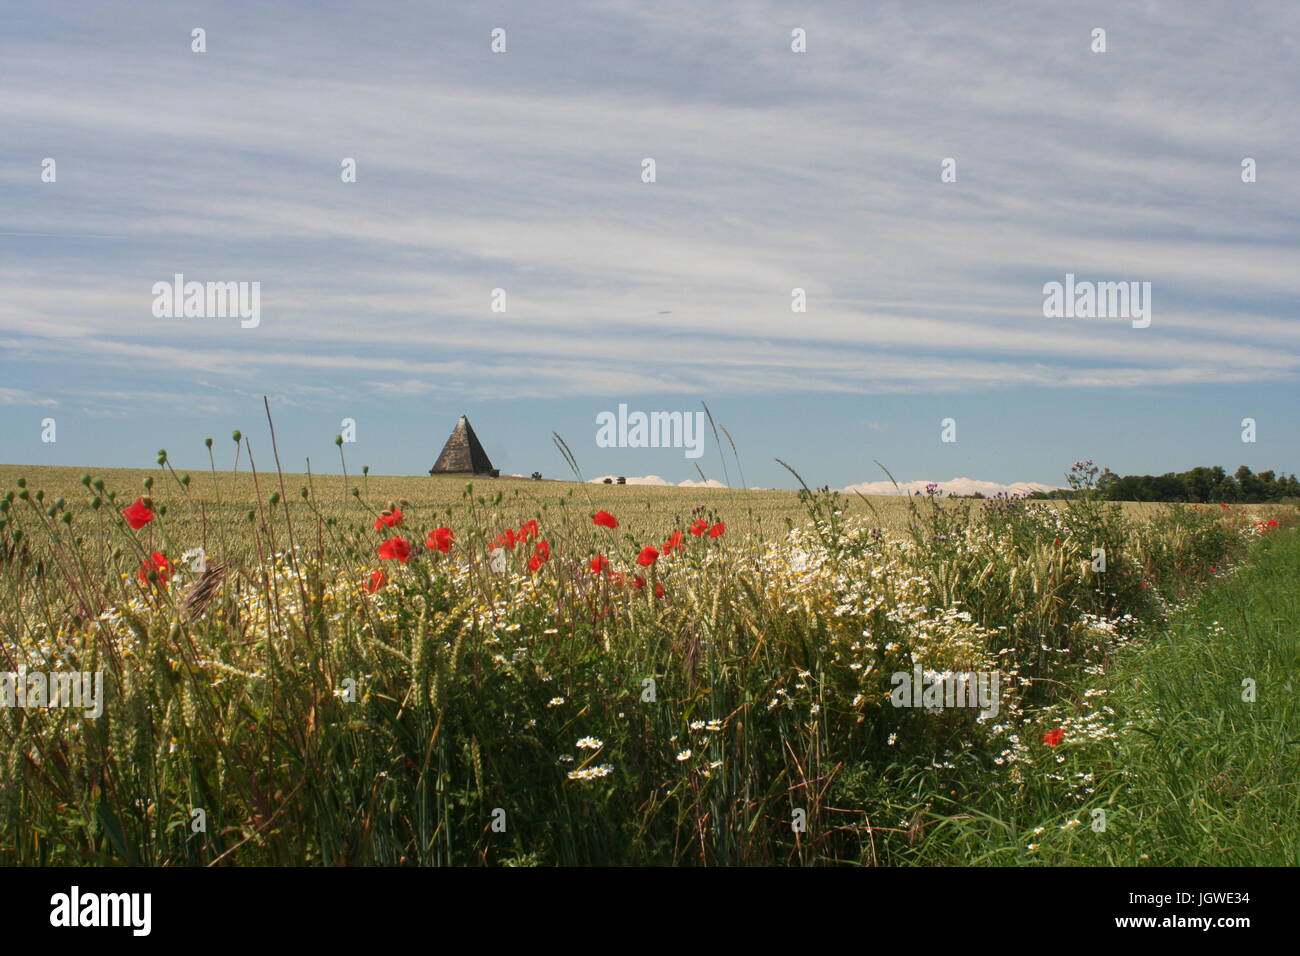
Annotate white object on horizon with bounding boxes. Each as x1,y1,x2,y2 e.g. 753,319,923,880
588,474,729,488
842,477,1059,497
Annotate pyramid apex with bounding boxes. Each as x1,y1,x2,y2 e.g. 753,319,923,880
430,416,495,476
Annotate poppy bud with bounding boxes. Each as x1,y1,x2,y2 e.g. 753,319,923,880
335,435,344,446
300,487,308,498
18,490,29,501
204,437,213,448
60,512,72,525
362,466,370,476
143,477,153,490
46,506,56,517
157,449,168,463
80,474,91,487
91,497,102,510
246,510,256,522
34,490,43,502
92,478,104,491
270,492,280,505
232,430,242,442
16,478,25,488
54,497,65,510
181,474,190,486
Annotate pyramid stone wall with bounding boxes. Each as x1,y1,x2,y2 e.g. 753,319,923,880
431,415,496,475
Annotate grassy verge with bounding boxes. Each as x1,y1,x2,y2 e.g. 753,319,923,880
935,524,1300,866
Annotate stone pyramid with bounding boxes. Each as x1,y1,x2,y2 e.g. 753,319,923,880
430,415,496,475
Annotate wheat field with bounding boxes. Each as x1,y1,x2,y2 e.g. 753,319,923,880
0,457,1293,865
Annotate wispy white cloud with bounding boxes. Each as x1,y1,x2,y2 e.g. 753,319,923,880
1,0,1297,409
0,386,56,407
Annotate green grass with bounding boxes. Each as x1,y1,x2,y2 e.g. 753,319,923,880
1052,523,1300,864
904,523,1300,866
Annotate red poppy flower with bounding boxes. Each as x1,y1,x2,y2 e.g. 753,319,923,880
662,530,684,554
1053,538,1060,547
528,540,550,572
590,554,610,574
593,510,618,529
689,519,709,536
518,519,540,542
426,526,454,553
364,570,387,593
632,575,646,589
1209,566,1217,573
377,538,412,563
1041,728,1064,747
655,581,666,598
636,545,660,566
708,522,725,539
493,528,519,550
138,551,169,585
1268,519,1279,527
374,508,403,530
122,497,155,529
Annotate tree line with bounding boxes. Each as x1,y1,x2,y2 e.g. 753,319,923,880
1022,465,1300,503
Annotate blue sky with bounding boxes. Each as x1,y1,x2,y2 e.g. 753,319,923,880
2,0,1297,491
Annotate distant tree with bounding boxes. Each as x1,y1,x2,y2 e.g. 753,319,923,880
1097,463,1296,503
1182,466,1220,502
1235,465,1263,501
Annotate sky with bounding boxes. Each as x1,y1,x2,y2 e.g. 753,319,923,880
2,0,1297,492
